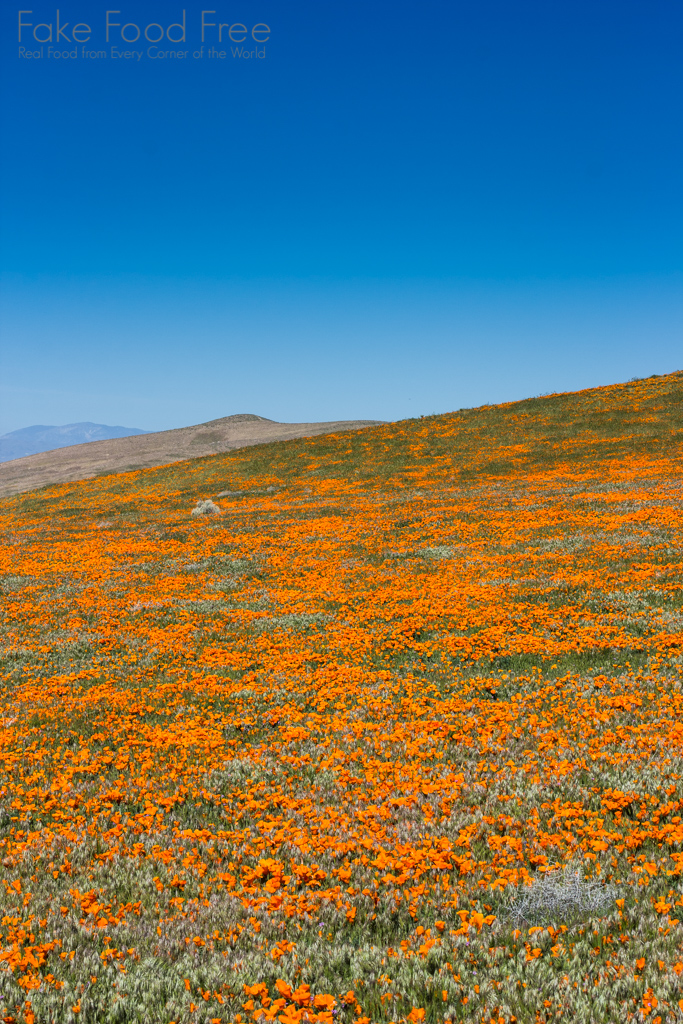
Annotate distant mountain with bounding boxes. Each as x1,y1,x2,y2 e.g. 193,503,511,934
0,422,150,463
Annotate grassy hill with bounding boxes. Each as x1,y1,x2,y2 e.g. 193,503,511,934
0,371,682,1024
12,370,682,515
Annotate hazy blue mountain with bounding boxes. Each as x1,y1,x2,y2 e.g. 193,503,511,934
0,422,151,463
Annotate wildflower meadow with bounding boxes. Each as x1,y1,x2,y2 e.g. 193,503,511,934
1,372,683,1024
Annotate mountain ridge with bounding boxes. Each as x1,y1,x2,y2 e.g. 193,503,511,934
0,422,150,463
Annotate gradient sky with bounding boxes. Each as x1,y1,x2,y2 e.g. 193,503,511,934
1,0,681,433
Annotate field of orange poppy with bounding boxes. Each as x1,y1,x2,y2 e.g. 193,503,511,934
1,371,683,1024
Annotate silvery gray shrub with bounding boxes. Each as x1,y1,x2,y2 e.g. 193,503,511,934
503,864,619,926
191,499,221,516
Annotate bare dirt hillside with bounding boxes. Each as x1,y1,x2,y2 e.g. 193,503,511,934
0,413,383,498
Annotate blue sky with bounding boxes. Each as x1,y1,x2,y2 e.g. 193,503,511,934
1,0,681,433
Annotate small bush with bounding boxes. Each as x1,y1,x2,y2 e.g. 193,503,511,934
503,864,619,926
191,499,221,516
420,545,454,559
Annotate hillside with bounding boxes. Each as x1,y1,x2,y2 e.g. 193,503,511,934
0,413,384,499
0,371,682,1024
9,370,679,510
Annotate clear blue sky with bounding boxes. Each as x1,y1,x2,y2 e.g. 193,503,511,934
1,0,681,433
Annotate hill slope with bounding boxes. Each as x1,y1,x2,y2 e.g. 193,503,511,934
0,371,682,1022
3,372,680,503
17,369,677,507
177,369,683,494
0,413,383,498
